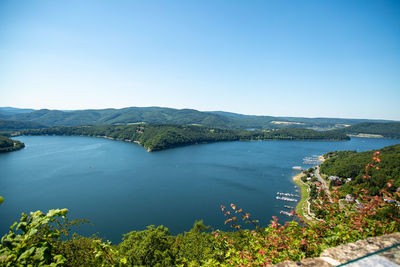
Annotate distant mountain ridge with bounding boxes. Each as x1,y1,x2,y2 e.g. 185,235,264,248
0,106,394,130
0,107,35,115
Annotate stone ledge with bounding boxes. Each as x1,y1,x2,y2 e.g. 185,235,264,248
274,258,334,266
274,232,400,266
321,232,400,264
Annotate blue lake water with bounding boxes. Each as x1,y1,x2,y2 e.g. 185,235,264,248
0,136,398,243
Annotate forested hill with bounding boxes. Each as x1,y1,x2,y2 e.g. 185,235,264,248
0,119,47,131
0,107,35,115
0,136,25,153
336,122,400,138
6,107,233,128
320,143,400,196
21,124,349,152
0,107,391,130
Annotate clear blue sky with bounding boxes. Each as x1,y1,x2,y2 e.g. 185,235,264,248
1,0,399,120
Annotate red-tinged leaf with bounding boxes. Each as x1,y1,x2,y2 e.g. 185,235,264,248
224,218,232,224
258,249,267,255
225,211,231,215
235,208,243,214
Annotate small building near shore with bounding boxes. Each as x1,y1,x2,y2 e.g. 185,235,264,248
328,176,339,181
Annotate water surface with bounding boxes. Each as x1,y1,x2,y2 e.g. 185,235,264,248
0,136,398,243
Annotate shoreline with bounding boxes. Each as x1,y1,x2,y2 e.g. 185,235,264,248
292,155,325,222
292,172,308,220
347,133,384,138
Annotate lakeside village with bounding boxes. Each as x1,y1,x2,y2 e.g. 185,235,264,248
277,155,400,221
275,155,322,217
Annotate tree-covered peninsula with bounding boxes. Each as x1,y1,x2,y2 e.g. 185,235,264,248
20,123,350,151
0,136,25,153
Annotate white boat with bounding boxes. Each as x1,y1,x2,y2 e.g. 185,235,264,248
280,210,293,217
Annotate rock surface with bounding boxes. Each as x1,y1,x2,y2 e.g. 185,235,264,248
274,232,400,266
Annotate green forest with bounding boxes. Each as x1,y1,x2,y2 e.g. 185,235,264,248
0,119,47,131
0,136,24,153
1,107,399,142
336,122,400,138
20,124,349,151
320,143,400,196
0,106,391,130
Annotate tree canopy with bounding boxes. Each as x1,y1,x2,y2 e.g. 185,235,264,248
320,143,400,195
1,106,391,130
0,136,24,153
336,122,400,138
